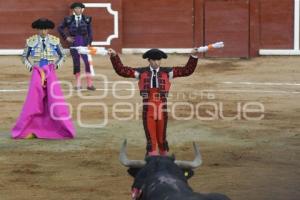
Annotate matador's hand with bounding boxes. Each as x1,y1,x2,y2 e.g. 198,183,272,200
191,48,198,56
197,41,224,53
108,48,117,57
66,37,74,43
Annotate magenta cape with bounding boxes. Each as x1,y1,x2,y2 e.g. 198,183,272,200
12,64,76,139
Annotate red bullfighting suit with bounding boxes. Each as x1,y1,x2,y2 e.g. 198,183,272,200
110,49,198,155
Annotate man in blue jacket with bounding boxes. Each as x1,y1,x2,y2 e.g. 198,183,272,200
58,2,95,90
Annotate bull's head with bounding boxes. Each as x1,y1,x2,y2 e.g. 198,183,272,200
119,140,231,200
119,139,202,169
119,139,202,181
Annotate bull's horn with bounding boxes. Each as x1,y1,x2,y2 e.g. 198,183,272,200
119,139,146,168
175,142,202,169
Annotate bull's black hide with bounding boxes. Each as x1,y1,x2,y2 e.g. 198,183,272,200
128,156,230,200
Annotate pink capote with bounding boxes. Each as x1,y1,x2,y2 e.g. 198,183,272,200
12,64,76,139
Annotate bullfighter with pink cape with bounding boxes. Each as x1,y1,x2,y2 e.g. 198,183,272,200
12,18,75,139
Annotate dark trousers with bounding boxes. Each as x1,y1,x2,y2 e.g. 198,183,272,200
70,35,91,74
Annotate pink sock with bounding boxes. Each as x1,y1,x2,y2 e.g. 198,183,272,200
148,151,159,156
75,73,81,87
86,73,93,87
159,150,168,156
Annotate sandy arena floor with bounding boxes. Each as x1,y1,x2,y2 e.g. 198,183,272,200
0,54,299,200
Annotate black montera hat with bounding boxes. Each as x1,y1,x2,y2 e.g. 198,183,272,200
70,2,85,9
142,49,168,60
31,18,55,29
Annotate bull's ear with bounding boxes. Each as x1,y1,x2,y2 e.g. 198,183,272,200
127,168,141,177
183,169,194,179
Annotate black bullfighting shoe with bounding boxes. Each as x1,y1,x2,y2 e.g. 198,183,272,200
87,85,96,91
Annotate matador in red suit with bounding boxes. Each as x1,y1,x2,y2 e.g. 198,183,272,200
108,48,198,156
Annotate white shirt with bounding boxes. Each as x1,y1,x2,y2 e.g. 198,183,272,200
39,35,48,51
74,14,82,21
74,14,82,27
150,66,159,88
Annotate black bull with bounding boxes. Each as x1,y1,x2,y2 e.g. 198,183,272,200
120,140,231,200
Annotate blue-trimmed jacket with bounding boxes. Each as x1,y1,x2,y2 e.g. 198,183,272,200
22,34,65,71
